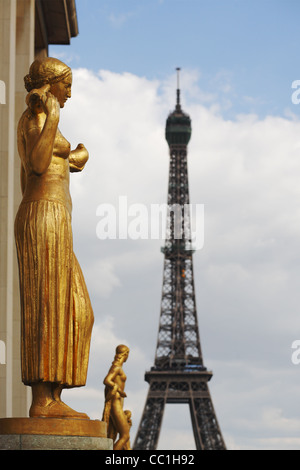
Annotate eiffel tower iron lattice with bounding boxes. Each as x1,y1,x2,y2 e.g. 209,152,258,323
133,69,226,451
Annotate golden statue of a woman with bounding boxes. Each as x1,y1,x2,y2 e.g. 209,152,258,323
102,345,132,450
15,57,94,419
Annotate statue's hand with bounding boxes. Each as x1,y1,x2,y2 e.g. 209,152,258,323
75,143,89,160
69,143,89,172
43,92,60,119
26,84,51,115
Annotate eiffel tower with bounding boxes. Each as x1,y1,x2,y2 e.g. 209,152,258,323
133,69,226,450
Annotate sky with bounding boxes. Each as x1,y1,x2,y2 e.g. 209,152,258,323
48,0,300,450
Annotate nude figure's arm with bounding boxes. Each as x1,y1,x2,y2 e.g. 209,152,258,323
104,365,119,391
103,365,127,399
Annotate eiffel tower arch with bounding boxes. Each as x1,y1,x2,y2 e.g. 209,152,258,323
133,70,226,451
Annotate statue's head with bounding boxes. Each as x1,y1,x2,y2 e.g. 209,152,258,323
24,57,72,108
115,344,130,362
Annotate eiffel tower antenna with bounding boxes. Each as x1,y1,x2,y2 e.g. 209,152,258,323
133,69,226,450
176,67,181,109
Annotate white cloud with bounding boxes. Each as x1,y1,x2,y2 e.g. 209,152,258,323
262,407,300,433
59,67,300,449
84,259,121,298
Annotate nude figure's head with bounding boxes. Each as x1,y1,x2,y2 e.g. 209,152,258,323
115,344,130,362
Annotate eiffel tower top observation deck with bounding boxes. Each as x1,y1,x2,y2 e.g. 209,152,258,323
165,68,192,146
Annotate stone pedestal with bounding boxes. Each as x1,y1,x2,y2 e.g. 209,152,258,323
0,417,113,450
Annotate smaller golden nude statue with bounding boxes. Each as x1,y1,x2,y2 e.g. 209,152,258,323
102,345,132,450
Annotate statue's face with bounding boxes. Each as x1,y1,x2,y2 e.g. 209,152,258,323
123,350,129,362
50,73,72,108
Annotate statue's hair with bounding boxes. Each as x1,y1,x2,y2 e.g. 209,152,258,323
24,57,71,92
114,344,129,361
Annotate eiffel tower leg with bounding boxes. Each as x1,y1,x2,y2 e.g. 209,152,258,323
189,395,205,449
133,392,166,450
189,390,226,450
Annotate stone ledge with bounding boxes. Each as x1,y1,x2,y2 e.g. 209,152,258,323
0,417,113,450
0,434,113,450
0,417,107,437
